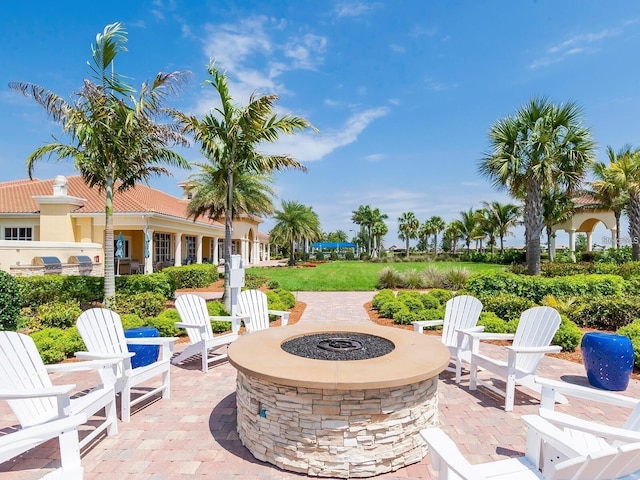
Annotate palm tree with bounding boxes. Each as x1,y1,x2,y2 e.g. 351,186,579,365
10,23,190,302
479,97,595,274
351,205,373,255
428,216,446,256
541,188,574,261
589,145,632,250
419,220,434,254
605,148,640,260
397,211,419,257
172,64,313,307
270,200,322,266
481,201,521,255
444,220,463,254
459,208,480,253
371,220,388,256
369,208,389,258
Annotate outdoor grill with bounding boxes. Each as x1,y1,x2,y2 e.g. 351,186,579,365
31,256,62,274
68,255,93,275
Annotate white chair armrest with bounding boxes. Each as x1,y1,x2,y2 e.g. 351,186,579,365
174,322,207,332
535,376,640,410
75,351,135,360
521,414,590,462
412,320,444,333
45,358,123,373
539,409,640,444
467,332,515,341
268,310,290,326
420,428,480,479
209,315,247,322
0,413,88,450
124,337,177,346
506,345,562,354
0,384,75,400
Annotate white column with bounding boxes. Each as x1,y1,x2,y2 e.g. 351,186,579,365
145,229,154,274
569,229,576,252
196,235,203,263
241,238,248,266
174,233,182,266
586,232,593,252
267,242,271,261
213,237,219,264
253,239,259,265
611,228,617,248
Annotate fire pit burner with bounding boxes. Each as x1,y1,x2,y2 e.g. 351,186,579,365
318,337,363,352
281,332,394,361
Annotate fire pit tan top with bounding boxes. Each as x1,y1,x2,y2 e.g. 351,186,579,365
228,323,450,389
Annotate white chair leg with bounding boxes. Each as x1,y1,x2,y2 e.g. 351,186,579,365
162,370,170,400
469,361,478,390
105,397,118,436
122,385,131,422
505,372,516,412
202,349,208,373
57,427,83,479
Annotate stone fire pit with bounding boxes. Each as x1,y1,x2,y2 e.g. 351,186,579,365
228,323,449,478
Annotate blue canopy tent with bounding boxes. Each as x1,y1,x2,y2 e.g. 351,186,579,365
310,242,357,251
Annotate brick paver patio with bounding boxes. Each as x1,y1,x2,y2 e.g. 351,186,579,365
1,291,639,479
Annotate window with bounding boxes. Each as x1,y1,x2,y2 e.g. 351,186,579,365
185,235,196,263
4,227,32,241
154,233,172,262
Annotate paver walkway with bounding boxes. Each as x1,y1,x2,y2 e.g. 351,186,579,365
2,291,639,479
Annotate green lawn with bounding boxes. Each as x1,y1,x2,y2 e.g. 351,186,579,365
246,261,505,291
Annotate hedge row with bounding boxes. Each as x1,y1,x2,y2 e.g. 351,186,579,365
511,260,640,279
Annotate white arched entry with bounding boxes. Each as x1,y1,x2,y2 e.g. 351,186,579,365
552,209,616,256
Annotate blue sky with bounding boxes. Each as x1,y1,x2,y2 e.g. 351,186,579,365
2,1,640,248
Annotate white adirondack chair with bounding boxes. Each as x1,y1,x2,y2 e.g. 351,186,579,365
0,331,121,477
462,306,562,411
412,295,484,381
421,414,640,480
534,376,640,461
172,294,242,372
76,308,176,422
237,289,289,333
0,413,86,479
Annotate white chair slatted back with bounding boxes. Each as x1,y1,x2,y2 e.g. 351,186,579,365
550,442,640,480
238,290,270,332
174,294,214,343
77,308,129,356
0,332,56,427
441,295,483,348
513,306,561,374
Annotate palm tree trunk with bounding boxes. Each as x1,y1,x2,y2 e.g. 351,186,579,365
434,233,438,258
499,235,504,256
223,169,234,311
525,180,543,275
615,210,622,249
629,195,640,261
103,177,116,305
546,226,554,262
405,238,410,257
289,239,295,266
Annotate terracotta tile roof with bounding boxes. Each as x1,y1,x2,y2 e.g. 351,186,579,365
0,175,221,226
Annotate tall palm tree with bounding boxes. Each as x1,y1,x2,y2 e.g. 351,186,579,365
270,200,322,266
398,211,419,257
479,97,595,274
481,201,521,255
605,148,640,260
589,145,632,250
371,220,388,257
10,23,190,302
369,208,388,258
459,208,480,253
419,220,434,254
172,65,313,307
351,205,373,255
428,215,446,256
444,220,463,254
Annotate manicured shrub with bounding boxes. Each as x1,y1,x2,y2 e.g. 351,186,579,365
392,308,422,325
31,301,82,330
481,294,536,322
161,264,218,289
379,300,404,319
568,296,640,330
619,262,640,279
442,267,471,290
552,316,582,352
17,275,103,308
625,276,640,295
617,320,640,368
206,300,229,316
30,327,84,364
244,274,268,290
0,271,21,330
372,289,395,310
402,269,424,289
477,312,509,333
267,280,280,289
115,273,173,300
315,251,325,261
271,288,296,309
377,267,402,289
344,250,355,261
427,289,454,306
111,292,167,319
398,293,424,312
420,294,440,310
148,309,182,337
120,313,145,330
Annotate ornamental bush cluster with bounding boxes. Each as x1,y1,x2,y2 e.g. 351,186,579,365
376,266,471,290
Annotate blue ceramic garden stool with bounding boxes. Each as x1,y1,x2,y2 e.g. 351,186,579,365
581,332,634,391
124,327,160,369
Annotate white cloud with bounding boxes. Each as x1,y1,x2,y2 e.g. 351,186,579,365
285,34,327,69
259,107,389,162
334,2,381,18
389,44,405,54
409,25,438,38
363,153,384,161
324,98,341,107
424,76,457,92
528,19,640,70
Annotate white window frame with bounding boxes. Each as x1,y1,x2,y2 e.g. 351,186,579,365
4,226,33,241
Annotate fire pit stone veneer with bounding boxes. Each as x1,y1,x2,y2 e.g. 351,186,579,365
228,324,449,478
